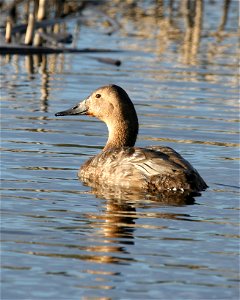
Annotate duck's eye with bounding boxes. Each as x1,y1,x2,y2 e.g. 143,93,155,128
95,94,101,98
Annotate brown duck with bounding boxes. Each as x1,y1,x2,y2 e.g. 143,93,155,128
55,85,207,193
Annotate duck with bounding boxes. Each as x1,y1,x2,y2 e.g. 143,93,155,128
55,84,208,193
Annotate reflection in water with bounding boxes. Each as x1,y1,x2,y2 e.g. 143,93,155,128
11,191,194,268
1,0,237,97
97,200,136,242
77,200,137,265
103,0,236,65
182,0,203,64
82,179,197,205
2,53,53,112
1,1,238,299
217,0,232,32
25,54,56,112
2,51,70,112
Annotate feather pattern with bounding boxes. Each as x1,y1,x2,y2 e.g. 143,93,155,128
79,146,207,193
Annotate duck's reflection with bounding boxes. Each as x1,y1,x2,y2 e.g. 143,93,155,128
100,200,136,242
79,183,197,284
19,184,198,287
82,179,197,205
80,199,135,267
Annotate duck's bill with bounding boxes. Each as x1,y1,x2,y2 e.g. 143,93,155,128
55,100,88,116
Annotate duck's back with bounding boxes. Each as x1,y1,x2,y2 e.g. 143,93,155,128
79,146,207,193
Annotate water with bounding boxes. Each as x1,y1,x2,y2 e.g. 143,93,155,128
1,1,239,299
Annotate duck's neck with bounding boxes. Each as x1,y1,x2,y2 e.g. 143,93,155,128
104,117,139,151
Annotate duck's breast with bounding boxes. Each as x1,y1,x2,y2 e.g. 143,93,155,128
79,147,148,189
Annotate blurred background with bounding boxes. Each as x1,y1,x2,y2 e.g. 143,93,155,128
1,1,239,299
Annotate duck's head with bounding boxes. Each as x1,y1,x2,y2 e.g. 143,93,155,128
55,85,139,150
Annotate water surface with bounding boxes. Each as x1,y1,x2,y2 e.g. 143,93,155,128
1,1,239,299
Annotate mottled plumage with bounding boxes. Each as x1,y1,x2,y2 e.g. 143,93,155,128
79,146,207,192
